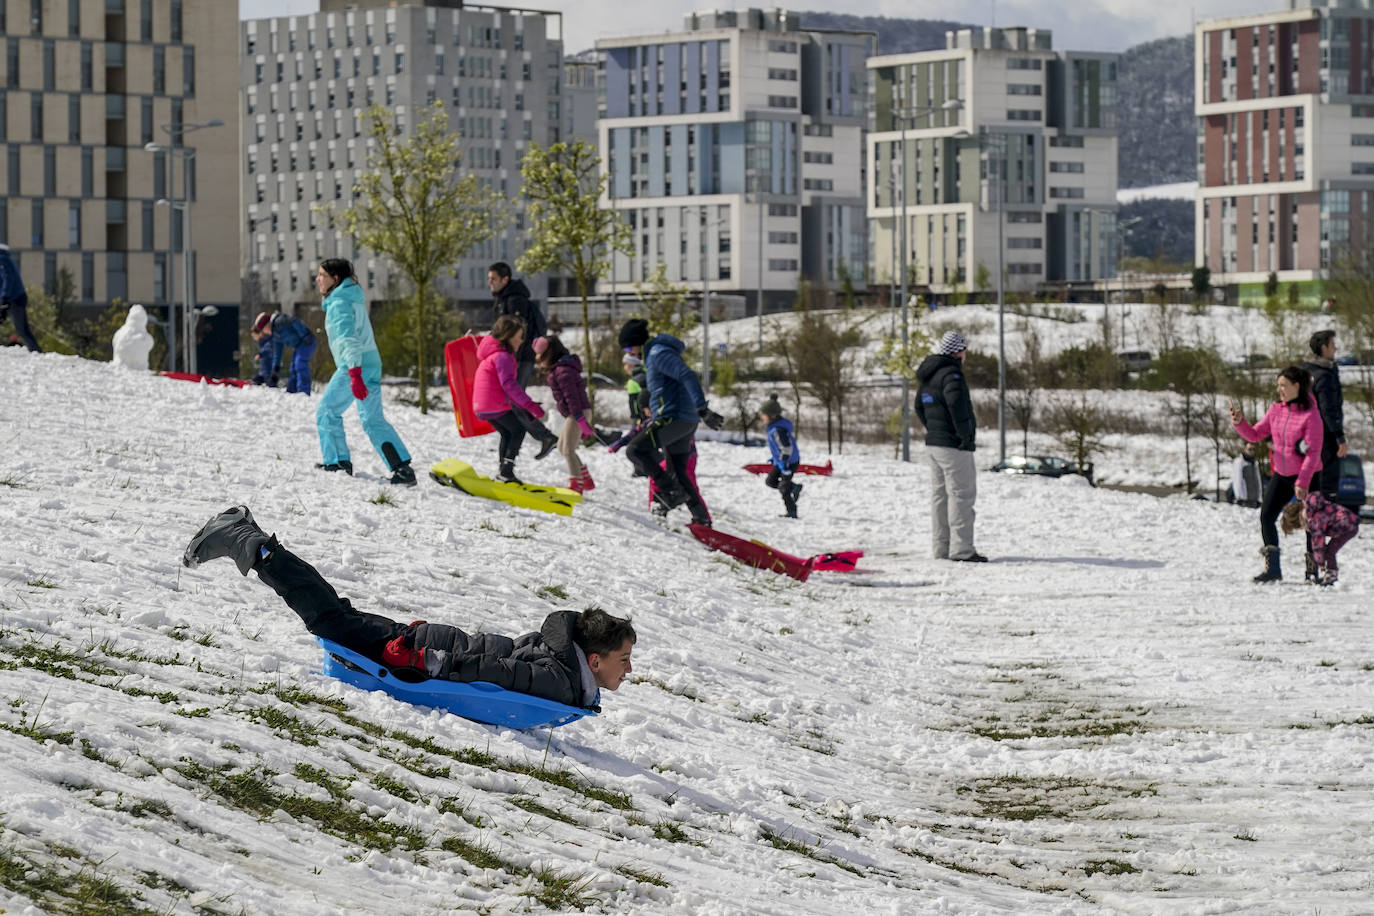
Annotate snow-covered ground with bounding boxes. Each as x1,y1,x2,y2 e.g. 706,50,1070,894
2,344,1372,914
1116,181,1197,204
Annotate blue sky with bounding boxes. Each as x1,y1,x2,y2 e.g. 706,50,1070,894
239,0,1273,54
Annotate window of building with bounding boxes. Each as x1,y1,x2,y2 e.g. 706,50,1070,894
43,40,56,91
43,146,55,195
72,95,85,143
170,0,182,42
141,200,154,249
768,203,798,217
70,0,82,36
82,147,93,196
1007,237,1042,249
767,95,797,108
1049,135,1084,147
1007,83,1041,95
31,94,43,141
768,231,798,244
1049,161,1085,173
1006,211,1043,223
1007,109,1042,121
29,0,41,33
154,47,165,94
79,42,92,91
31,199,44,247
1353,163,1374,175
768,258,798,271
803,178,834,190
1049,187,1085,199
767,68,798,81
7,145,19,196
803,151,834,164
1008,58,1043,70
768,40,797,53
804,123,834,137
83,252,95,300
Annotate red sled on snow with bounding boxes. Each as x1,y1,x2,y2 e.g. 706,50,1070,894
811,550,864,572
443,336,495,438
159,371,251,388
742,459,833,477
688,524,817,582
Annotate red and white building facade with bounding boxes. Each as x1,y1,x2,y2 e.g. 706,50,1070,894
1196,1,1374,281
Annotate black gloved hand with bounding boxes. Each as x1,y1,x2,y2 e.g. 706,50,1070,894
698,406,725,430
0,305,8,323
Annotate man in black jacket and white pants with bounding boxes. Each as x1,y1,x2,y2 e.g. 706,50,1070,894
914,331,986,562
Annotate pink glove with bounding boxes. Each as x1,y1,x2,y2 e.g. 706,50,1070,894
576,416,595,439
528,403,545,420
348,367,368,400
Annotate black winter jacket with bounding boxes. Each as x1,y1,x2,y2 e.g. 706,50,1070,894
1302,357,1345,456
492,278,546,366
914,354,976,451
408,610,593,709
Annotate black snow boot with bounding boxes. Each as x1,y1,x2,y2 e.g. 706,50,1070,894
534,433,559,461
389,461,417,487
687,498,712,527
316,460,353,476
495,460,521,484
1253,545,1282,583
782,481,803,518
183,506,274,576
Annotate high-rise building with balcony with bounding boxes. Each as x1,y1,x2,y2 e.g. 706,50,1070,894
868,27,1119,296
1196,0,1374,280
1,0,239,371
241,0,564,312
597,8,873,311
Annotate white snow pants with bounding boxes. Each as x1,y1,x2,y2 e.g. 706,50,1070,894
927,445,977,560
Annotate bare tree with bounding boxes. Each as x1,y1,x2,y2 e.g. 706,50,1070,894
1048,390,1110,476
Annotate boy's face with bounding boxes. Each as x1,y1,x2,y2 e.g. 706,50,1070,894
588,639,634,691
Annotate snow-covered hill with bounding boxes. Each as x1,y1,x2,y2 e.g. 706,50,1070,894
2,346,1372,914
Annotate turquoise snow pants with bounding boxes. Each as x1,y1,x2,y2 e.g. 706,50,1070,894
316,353,411,470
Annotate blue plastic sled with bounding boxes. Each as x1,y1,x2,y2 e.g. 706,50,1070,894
317,638,596,730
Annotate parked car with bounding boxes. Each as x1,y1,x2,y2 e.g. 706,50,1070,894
990,455,1094,485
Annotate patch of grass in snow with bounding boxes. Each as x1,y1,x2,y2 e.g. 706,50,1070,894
332,711,634,810
899,844,987,876
956,775,1157,823
633,676,702,702
242,705,332,746
526,864,602,911
0,837,162,915
0,473,28,488
251,682,349,711
174,759,424,853
371,772,419,803
439,834,513,871
759,825,862,876
794,727,838,756
511,795,579,825
612,863,669,887
1082,858,1141,877
165,626,218,647
1232,828,1259,842
25,575,59,588
369,490,397,506
1,695,75,747
0,638,121,680
535,583,569,601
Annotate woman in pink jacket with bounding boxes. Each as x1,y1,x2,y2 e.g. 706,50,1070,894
1230,365,1325,582
472,315,558,483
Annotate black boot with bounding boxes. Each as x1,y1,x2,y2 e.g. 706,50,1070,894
534,433,559,461
687,497,712,527
316,460,353,476
782,481,802,518
183,506,274,576
389,461,417,487
1253,545,1282,583
495,460,521,484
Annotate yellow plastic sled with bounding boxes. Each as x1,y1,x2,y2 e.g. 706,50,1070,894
429,458,582,516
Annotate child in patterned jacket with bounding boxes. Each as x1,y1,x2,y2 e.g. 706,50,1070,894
1281,491,1359,586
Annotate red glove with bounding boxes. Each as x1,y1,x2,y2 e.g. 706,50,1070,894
348,367,368,400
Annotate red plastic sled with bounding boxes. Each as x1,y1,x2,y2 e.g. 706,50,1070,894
811,550,864,572
687,524,816,582
742,460,833,477
160,371,251,388
444,336,494,438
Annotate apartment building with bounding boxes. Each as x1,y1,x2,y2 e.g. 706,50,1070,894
1,0,239,371
1196,0,1374,281
868,27,1119,296
597,8,873,310
241,0,564,311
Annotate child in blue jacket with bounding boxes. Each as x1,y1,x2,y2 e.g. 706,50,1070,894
760,394,803,518
251,311,317,393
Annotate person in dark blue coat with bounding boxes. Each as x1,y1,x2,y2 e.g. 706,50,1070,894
759,394,804,518
251,311,317,392
617,318,724,526
0,244,41,352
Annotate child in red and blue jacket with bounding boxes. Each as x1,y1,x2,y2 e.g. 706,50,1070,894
759,394,804,518
1282,492,1359,587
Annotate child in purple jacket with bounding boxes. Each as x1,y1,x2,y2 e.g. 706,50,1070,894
471,316,558,484
1282,492,1358,586
534,335,598,493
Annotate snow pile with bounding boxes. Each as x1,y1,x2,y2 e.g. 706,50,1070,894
1,345,1372,914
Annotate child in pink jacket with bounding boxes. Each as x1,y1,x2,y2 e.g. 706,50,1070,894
1281,492,1358,586
1230,365,1326,582
472,315,558,484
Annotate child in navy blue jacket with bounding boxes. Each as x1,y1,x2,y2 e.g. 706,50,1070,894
760,394,803,518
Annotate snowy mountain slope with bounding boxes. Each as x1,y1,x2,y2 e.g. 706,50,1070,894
1,347,1372,914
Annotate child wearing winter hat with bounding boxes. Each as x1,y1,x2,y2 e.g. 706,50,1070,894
535,335,600,493
1281,492,1359,587
622,351,649,422
759,394,804,518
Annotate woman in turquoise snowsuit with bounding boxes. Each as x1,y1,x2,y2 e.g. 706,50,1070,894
314,258,416,486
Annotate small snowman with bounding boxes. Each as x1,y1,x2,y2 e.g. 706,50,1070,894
112,303,154,370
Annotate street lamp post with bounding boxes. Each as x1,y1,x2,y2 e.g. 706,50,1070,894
896,98,964,462
1117,216,1143,352
144,118,222,375
980,128,1009,463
